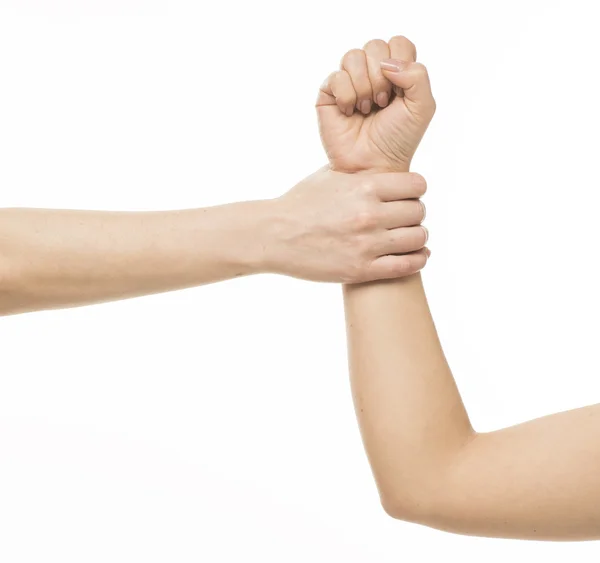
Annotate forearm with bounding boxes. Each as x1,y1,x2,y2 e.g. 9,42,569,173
344,275,473,515
344,275,600,540
0,201,273,315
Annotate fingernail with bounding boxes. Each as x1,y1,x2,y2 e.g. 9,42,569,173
426,248,431,258
376,92,389,107
420,200,426,220
380,59,406,73
360,99,371,114
345,106,354,117
422,226,429,244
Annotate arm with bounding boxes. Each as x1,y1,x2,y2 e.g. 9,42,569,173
0,167,428,316
345,274,600,541
0,202,269,315
320,37,600,541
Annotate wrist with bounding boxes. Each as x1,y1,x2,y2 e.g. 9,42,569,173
239,197,297,277
225,198,282,277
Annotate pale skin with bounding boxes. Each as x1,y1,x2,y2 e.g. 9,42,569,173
0,168,428,316
319,35,600,541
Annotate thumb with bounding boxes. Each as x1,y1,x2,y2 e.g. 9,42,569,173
381,60,436,119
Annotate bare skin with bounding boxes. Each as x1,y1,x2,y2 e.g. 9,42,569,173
320,36,600,541
0,167,427,316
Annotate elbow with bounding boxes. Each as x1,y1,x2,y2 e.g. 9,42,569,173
377,475,440,524
380,493,468,538
380,495,410,521
378,433,481,531
377,458,471,525
379,490,432,525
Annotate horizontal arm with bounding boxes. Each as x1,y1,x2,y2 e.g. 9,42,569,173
0,201,273,315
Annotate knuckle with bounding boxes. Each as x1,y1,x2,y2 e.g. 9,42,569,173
363,38,387,51
389,35,417,56
413,62,428,75
360,178,378,198
354,209,378,231
325,70,339,85
331,70,346,87
343,48,365,64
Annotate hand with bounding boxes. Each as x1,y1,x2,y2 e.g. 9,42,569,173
263,166,428,283
317,36,436,173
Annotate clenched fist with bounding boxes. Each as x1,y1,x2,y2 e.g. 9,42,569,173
317,36,436,173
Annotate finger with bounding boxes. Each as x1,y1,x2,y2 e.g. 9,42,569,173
388,35,417,98
365,249,429,282
380,61,436,119
379,199,426,229
376,226,428,256
318,70,357,117
316,72,337,107
363,39,392,108
374,172,427,202
341,49,372,115
388,35,417,62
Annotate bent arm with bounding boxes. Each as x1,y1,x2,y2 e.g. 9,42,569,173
0,202,272,315
344,274,600,541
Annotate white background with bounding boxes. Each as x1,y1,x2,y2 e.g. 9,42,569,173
0,0,598,560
